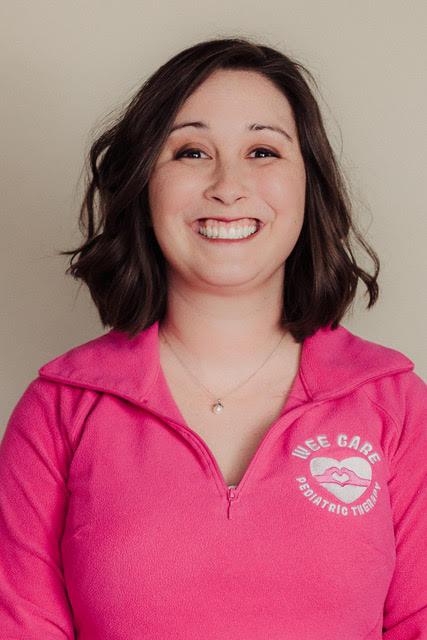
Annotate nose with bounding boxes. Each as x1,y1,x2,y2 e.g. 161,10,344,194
203,161,249,206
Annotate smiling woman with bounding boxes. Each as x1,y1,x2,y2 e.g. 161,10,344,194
0,37,426,640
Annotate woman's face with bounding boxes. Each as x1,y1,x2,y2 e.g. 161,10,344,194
148,69,306,293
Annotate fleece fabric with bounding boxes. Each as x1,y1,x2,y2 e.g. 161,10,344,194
0,321,426,639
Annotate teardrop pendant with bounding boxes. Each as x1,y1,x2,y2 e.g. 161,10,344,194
212,399,224,414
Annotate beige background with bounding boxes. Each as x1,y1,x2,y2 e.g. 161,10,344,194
1,0,426,433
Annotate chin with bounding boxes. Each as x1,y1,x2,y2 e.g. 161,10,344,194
195,268,262,290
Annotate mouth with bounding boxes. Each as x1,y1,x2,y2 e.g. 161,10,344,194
192,217,263,241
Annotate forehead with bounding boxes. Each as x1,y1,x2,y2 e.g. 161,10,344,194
174,69,295,125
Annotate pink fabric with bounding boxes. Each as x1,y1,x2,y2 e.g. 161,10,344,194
0,321,426,639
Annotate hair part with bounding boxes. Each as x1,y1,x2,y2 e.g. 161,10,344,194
61,36,379,342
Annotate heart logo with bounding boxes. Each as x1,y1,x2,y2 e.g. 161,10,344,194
309,456,372,504
332,472,349,483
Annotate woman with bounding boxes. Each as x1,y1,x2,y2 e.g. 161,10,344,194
0,37,425,639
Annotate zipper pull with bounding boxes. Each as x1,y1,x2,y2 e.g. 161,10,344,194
227,487,237,520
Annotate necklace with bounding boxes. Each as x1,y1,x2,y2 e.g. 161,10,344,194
159,326,287,415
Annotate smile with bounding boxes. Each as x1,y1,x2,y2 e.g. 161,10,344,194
195,217,262,241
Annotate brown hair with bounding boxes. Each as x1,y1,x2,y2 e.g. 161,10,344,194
61,37,379,342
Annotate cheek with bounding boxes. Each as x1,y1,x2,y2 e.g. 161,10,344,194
148,167,199,221
148,171,172,215
257,166,306,211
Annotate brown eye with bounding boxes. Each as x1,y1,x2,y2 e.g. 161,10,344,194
175,148,209,159
249,147,280,158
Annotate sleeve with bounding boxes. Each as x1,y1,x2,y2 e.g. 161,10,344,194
0,378,76,639
383,372,427,638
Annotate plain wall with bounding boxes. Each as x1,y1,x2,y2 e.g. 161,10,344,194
1,0,426,433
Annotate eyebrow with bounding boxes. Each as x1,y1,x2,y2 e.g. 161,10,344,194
168,121,293,142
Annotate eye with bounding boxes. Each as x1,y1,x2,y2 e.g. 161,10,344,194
248,147,280,159
175,147,209,159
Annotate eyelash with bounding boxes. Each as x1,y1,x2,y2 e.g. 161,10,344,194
175,147,280,159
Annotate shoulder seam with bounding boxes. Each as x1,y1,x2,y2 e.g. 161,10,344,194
360,385,401,439
69,389,102,451
34,377,102,452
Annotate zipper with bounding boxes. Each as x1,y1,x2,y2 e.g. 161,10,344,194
227,487,237,520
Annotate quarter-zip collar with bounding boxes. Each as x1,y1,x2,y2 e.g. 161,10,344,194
38,321,414,407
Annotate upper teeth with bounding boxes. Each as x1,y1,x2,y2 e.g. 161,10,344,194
198,219,258,239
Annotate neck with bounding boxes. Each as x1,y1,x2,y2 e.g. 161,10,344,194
159,270,296,382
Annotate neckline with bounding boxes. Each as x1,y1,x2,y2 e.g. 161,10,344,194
148,333,309,429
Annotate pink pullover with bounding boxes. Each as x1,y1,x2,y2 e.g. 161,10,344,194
0,322,426,639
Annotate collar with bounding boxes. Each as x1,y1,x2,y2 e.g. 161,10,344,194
38,321,414,406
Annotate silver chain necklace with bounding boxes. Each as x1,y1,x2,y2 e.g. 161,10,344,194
159,327,287,414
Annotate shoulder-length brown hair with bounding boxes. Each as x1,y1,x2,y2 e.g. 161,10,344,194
62,37,379,342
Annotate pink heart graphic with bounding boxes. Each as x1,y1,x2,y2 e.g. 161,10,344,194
309,457,372,504
331,472,349,484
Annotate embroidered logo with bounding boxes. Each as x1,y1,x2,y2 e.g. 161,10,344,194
292,433,383,517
